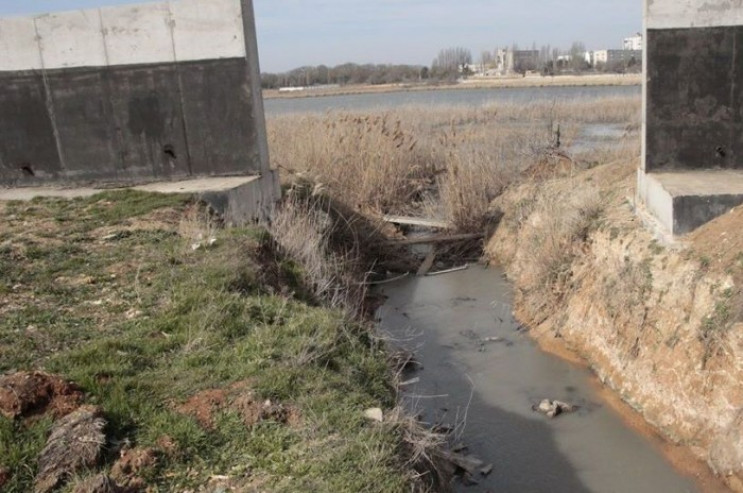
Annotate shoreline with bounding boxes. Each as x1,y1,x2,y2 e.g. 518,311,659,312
263,73,642,100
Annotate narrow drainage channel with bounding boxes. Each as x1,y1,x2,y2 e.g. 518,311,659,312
377,265,698,493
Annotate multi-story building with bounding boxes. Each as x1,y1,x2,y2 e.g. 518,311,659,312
593,49,642,66
495,48,538,75
623,33,643,51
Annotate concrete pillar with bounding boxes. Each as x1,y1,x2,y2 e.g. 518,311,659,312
0,0,274,191
638,0,743,235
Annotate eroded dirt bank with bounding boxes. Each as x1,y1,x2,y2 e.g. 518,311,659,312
485,160,743,491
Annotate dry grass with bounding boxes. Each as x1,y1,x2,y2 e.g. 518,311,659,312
517,185,606,311
267,189,368,319
267,96,640,232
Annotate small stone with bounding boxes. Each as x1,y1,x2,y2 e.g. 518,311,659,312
363,408,384,422
480,464,493,477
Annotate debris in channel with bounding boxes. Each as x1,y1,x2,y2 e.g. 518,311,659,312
532,399,579,418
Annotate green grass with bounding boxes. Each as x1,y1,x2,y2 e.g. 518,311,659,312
0,192,414,492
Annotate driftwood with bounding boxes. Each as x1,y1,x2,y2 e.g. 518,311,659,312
426,264,469,276
440,451,484,475
365,273,410,286
382,215,451,229
385,233,484,246
416,249,438,276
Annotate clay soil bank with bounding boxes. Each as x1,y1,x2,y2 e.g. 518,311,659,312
486,160,743,491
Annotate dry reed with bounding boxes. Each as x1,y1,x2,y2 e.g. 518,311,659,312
267,95,641,232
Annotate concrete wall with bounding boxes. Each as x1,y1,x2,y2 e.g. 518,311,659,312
0,0,270,187
644,0,743,172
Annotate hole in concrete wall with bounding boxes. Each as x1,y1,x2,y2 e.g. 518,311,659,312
716,146,727,159
19,163,35,177
163,145,177,160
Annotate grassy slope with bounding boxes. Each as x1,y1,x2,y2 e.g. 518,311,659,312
0,191,411,492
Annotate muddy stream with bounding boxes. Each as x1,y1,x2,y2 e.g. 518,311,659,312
377,265,699,492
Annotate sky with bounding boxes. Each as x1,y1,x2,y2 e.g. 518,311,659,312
0,0,641,72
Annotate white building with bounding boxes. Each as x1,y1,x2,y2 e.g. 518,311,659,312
593,49,642,66
623,33,643,51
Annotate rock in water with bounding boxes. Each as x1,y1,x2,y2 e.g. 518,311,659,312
537,399,553,413
35,406,106,493
532,399,578,419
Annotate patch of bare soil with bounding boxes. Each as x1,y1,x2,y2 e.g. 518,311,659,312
110,447,157,492
35,405,106,493
233,392,299,427
0,371,84,420
176,386,300,430
175,389,228,429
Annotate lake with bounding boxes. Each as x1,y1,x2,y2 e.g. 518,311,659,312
264,85,641,115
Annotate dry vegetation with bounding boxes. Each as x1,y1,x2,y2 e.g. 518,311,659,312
267,95,641,232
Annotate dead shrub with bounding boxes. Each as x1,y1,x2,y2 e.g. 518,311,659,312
267,190,367,318
518,184,605,309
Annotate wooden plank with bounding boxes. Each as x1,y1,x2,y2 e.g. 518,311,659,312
416,248,437,276
383,215,451,229
385,233,483,246
426,264,469,276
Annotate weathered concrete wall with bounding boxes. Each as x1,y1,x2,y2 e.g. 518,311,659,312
0,0,271,187
644,0,743,172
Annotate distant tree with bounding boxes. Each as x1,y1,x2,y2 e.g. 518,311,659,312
539,45,554,75
568,41,588,72
260,63,426,88
480,50,494,68
260,72,279,89
431,47,473,78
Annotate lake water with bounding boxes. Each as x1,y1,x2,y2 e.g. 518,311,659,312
377,266,699,493
264,85,640,115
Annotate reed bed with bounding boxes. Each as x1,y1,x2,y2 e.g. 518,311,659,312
267,95,641,232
